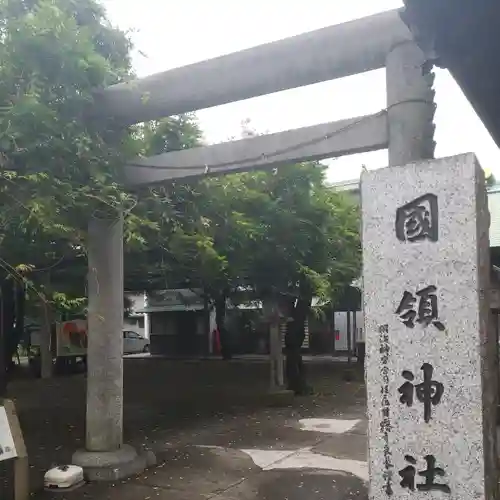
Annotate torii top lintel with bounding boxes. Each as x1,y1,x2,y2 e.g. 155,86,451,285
92,8,412,127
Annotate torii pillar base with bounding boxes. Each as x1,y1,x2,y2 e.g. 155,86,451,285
72,445,155,482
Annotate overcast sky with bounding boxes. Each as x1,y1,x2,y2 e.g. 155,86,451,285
103,0,500,184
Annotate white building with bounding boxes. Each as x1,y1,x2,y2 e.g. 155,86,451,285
124,292,149,338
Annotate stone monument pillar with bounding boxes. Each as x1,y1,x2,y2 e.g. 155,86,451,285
72,214,152,480
386,41,436,167
362,153,498,500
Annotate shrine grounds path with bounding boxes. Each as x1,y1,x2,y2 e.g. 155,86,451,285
8,357,368,500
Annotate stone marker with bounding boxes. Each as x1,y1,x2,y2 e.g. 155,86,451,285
362,154,498,500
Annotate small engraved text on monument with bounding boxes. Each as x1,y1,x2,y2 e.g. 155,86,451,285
379,324,393,495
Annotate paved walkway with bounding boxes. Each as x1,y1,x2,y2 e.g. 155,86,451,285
40,407,368,499
7,358,367,499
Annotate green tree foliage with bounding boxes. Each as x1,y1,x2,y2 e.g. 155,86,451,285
0,0,361,394
0,0,143,371
169,163,360,303
163,162,361,381
0,0,139,236
0,0,143,271
124,114,208,290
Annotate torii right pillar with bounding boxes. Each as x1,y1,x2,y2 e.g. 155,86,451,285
386,40,436,166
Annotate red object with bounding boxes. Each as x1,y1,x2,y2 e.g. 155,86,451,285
335,330,340,341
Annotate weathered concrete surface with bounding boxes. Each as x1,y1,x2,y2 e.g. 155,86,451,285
72,215,148,481
362,154,497,500
4,358,368,499
124,113,388,185
386,41,436,166
84,216,124,452
93,9,411,126
72,444,149,482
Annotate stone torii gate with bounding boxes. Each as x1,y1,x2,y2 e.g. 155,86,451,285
72,8,436,479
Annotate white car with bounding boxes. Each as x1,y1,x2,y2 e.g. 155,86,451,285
123,331,149,354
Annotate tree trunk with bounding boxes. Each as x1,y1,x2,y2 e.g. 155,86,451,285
215,291,231,360
203,291,210,357
39,273,54,378
285,296,311,395
11,282,25,366
347,310,352,365
263,297,285,391
40,300,53,379
0,278,15,392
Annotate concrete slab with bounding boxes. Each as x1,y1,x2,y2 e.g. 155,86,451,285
190,416,323,450
136,446,255,494
240,447,368,480
43,482,210,500
298,418,362,434
312,434,368,462
217,470,368,500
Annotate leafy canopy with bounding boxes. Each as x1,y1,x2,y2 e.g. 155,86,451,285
160,162,361,304
0,0,361,318
0,0,142,261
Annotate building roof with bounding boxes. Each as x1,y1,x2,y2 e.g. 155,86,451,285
139,295,337,314
400,0,500,148
328,179,359,193
328,179,360,193
139,288,205,313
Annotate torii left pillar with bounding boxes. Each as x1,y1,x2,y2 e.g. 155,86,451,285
72,214,153,481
